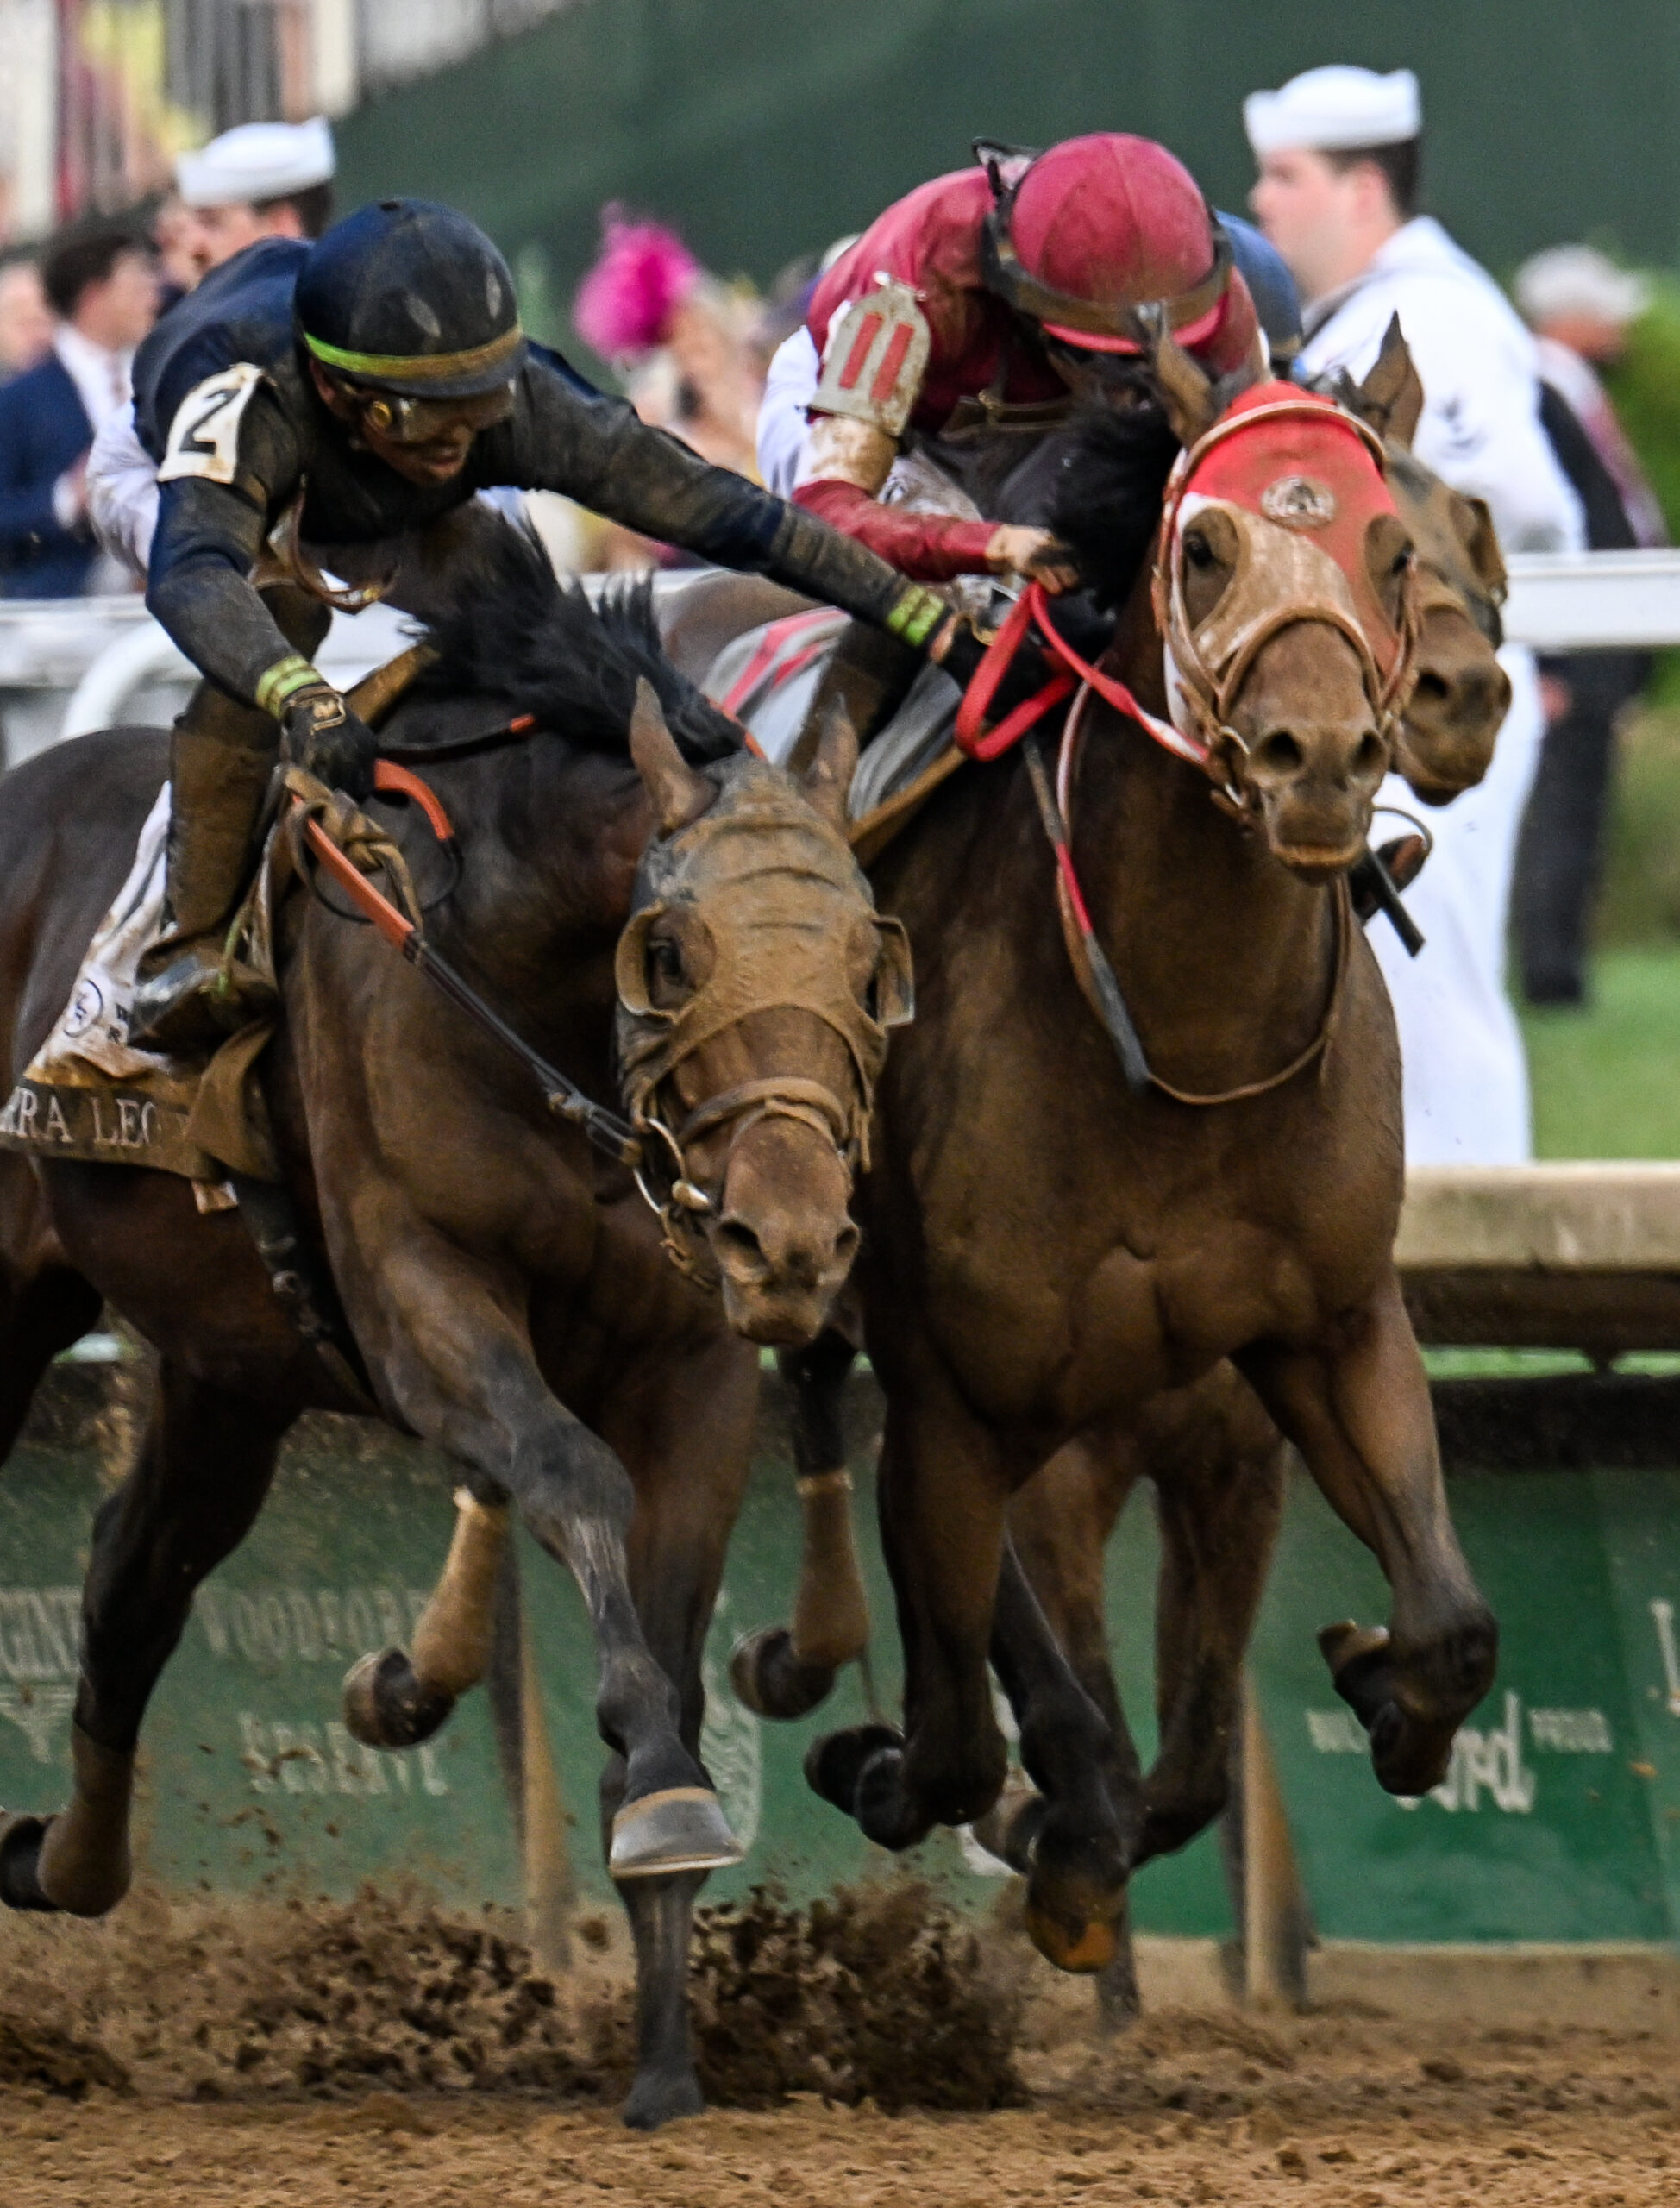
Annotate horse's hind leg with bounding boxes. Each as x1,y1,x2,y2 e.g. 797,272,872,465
0,1159,102,1465
1238,1269,1496,1797
0,1358,287,1913
1140,1371,1288,1864
729,1324,871,1721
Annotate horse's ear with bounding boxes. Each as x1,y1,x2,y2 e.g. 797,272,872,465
630,677,713,835
1150,321,1217,445
799,696,857,832
1347,315,1425,449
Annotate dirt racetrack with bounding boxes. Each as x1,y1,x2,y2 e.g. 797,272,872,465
2,1883,1677,2206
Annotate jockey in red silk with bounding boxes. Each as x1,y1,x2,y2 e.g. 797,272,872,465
792,134,1262,589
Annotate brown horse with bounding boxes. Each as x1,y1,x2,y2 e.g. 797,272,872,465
0,539,904,2128
724,333,1513,1938
715,335,1501,1971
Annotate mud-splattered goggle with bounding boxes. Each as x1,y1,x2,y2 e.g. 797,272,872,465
353,381,516,445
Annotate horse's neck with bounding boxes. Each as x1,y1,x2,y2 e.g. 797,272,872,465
1066,591,1339,1079
375,701,646,1022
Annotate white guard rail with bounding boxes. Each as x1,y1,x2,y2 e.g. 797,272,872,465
1,549,1678,774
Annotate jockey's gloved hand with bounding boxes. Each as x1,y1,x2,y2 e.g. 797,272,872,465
931,613,1056,720
280,683,379,803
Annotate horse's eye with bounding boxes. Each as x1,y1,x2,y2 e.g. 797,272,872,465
650,938,684,984
1183,531,1216,571
1392,547,1413,577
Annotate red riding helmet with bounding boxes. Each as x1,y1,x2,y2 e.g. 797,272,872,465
981,132,1244,356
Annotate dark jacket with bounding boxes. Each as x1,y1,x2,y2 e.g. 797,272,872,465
136,240,935,712
0,350,97,598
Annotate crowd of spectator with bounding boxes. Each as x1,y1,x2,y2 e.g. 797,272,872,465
0,91,1668,1077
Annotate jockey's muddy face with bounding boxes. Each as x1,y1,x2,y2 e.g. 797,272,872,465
310,364,516,485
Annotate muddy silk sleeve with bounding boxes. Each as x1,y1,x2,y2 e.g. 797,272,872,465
145,383,310,712
511,352,950,650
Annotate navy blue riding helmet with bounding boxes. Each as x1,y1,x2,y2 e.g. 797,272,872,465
1215,211,1302,361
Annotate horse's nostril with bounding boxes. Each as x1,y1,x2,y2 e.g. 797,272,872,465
1257,731,1303,774
716,1218,766,1271
1413,669,1450,706
1353,732,1386,778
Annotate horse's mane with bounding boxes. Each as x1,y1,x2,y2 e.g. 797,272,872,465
414,520,741,764
1048,403,1182,612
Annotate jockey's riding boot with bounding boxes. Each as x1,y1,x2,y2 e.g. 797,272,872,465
129,585,331,1054
786,618,922,777
126,694,281,1053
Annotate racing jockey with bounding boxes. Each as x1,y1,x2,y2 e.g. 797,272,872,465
125,198,996,1050
755,132,1296,742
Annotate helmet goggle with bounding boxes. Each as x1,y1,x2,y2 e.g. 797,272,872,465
347,380,516,444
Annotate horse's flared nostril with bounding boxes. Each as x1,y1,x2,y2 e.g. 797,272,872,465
716,1217,768,1278
1352,731,1386,780
1256,730,1304,775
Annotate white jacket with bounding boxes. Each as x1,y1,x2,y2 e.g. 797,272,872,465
1297,216,1583,556
1300,217,1577,1166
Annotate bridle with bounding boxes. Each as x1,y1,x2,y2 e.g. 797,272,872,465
291,726,907,1286
1150,391,1420,819
613,769,912,1285
951,385,1421,1104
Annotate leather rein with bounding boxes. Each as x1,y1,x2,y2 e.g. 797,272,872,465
290,713,829,1275
948,394,1416,1107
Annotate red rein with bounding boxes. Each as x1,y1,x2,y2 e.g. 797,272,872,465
952,580,1203,767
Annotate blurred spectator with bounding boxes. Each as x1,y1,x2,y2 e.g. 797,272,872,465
1513,245,1664,1005
0,260,54,383
0,225,157,597
173,115,336,285
1247,63,1583,1164
87,117,337,580
573,209,765,567
152,195,201,300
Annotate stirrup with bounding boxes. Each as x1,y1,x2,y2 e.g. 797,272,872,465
128,944,273,1054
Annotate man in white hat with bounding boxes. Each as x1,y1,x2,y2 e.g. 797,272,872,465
172,115,336,286
1244,64,1583,1166
87,117,335,575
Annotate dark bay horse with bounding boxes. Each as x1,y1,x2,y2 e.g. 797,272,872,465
707,335,1501,1972
0,538,905,2128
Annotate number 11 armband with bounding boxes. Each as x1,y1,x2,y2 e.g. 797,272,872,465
812,278,932,442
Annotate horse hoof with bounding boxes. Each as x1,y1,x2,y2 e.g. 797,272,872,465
0,1813,55,1913
621,2067,705,2130
803,1723,902,1816
728,1626,837,1722
1319,1618,1389,1692
969,1778,1045,1875
342,1648,455,1750
609,1787,743,1879
1023,1893,1121,1975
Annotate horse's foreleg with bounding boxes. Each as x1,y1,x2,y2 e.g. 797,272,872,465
1238,1270,1496,1796
807,1369,1009,1850
362,1248,738,1879
598,1345,756,2131
730,1326,869,1721
0,1359,287,1915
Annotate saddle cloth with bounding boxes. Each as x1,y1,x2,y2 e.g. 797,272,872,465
703,613,964,826
0,784,279,1193
701,442,993,831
